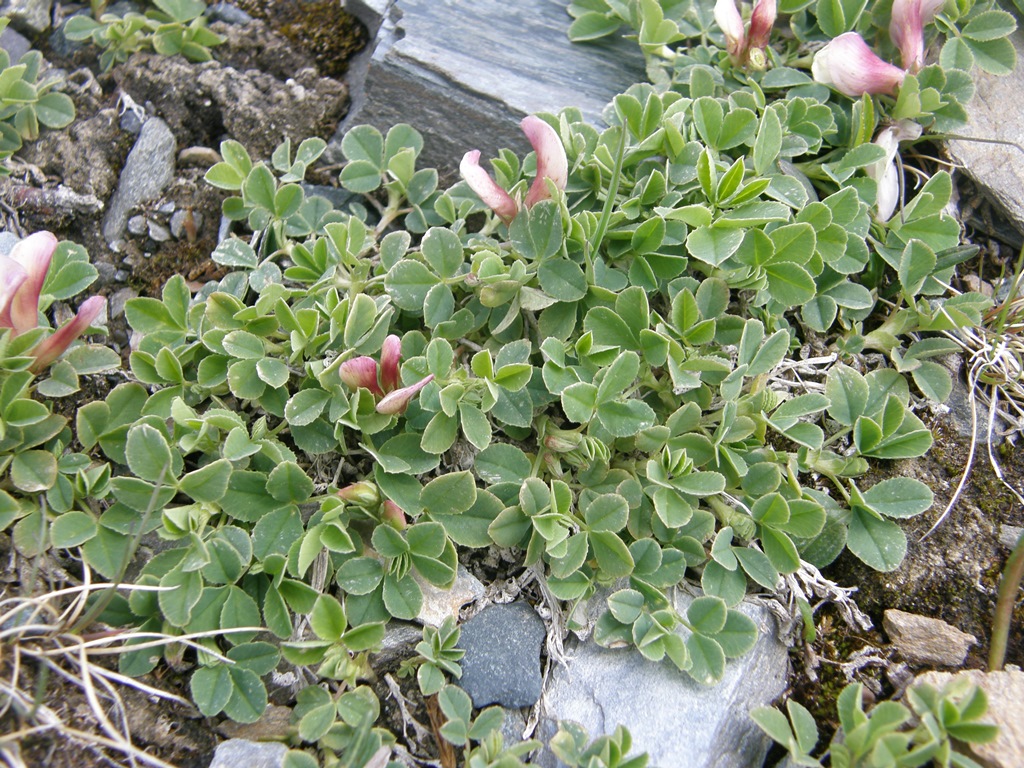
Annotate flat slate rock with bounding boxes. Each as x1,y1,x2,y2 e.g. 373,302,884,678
208,738,287,768
456,601,546,709
536,595,789,768
947,29,1024,237
102,117,177,244
337,0,645,172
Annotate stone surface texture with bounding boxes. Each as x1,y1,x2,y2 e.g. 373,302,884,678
414,563,485,627
456,601,546,708
883,609,977,667
947,29,1024,235
0,23,31,62
914,668,1024,768
102,117,177,243
0,0,52,33
208,738,288,768
536,595,788,768
337,0,645,172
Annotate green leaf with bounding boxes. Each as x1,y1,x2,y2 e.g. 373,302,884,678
860,477,933,518
125,424,174,484
310,594,347,642
243,164,277,211
382,573,423,620
826,364,868,427
538,258,588,301
421,471,477,516
687,596,727,634
717,609,759,658
159,568,203,626
266,461,314,504
10,450,58,492
421,227,464,279
590,530,635,578
223,666,267,724
285,389,331,426
568,11,621,41
607,589,645,624
584,493,629,533
898,240,936,298
686,633,726,685
473,444,531,484
179,459,232,503
191,665,231,717
50,510,97,548
686,226,744,267
847,507,907,571
765,262,816,307
962,10,1017,42
510,200,563,260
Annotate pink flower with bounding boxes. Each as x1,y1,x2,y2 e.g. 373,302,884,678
715,0,776,66
1,231,57,334
338,333,433,415
812,33,907,97
339,356,384,396
890,0,945,71
30,296,106,373
460,115,568,223
376,374,434,415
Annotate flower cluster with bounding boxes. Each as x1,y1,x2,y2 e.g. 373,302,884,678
714,0,777,69
460,115,568,224
813,0,943,97
338,334,433,415
0,231,105,373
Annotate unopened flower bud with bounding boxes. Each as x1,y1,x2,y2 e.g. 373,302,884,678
544,432,582,453
337,481,380,506
30,296,106,373
380,334,402,393
521,116,568,209
381,500,407,529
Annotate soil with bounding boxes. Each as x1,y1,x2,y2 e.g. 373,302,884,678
2,2,1024,766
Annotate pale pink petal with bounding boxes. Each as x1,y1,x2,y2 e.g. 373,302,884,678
0,254,28,331
748,0,777,50
9,231,57,334
30,295,105,372
375,374,434,415
339,356,383,396
460,150,518,223
521,116,568,209
891,0,943,71
381,500,407,529
337,481,380,505
867,121,923,221
812,33,906,97
714,0,746,57
380,334,401,393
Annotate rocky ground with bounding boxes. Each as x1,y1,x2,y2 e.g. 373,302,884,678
0,1,1023,767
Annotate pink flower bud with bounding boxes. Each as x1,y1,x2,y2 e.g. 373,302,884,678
748,0,777,51
890,0,945,71
381,500,407,529
812,33,906,98
0,255,28,331
339,356,384,396
521,116,568,209
337,481,380,506
460,150,519,224
375,374,434,415
380,334,402,393
714,0,746,58
30,295,105,373
7,231,57,335
867,120,923,221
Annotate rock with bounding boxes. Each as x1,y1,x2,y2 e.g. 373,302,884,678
170,208,205,240
414,564,484,627
999,524,1023,550
120,109,145,135
947,28,1024,237
179,146,222,168
217,705,293,741
0,23,31,63
127,215,148,237
914,668,1024,768
370,621,422,671
457,601,546,709
208,738,288,768
335,0,645,172
0,0,52,33
0,230,18,256
883,609,977,667
114,42,347,161
108,287,138,319
536,595,788,768
206,1,254,25
147,220,172,242
102,117,177,243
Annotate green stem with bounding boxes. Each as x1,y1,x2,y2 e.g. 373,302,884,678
588,123,628,259
989,527,1024,671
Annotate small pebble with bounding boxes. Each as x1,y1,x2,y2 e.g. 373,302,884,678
170,209,203,240
1000,524,1023,550
178,146,221,168
114,269,130,283
127,215,148,236
147,221,171,242
206,2,253,25
120,110,144,134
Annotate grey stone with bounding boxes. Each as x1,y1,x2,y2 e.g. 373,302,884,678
127,215,148,237
120,109,145,135
999,524,1023,550
179,146,222,168
914,668,1024,768
335,0,645,172
147,220,172,242
206,2,253,25
536,595,788,768
102,117,177,243
0,0,52,33
947,28,1024,237
414,563,484,627
208,738,287,768
883,609,976,668
370,621,422,670
0,24,31,63
457,602,546,709
170,209,204,240
216,705,293,742
108,287,138,319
